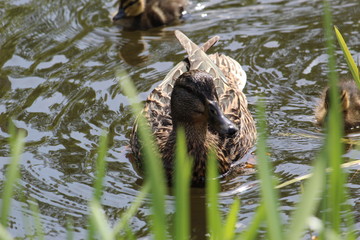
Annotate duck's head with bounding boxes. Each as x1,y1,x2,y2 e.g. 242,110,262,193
315,80,360,133
171,70,238,136
113,0,145,21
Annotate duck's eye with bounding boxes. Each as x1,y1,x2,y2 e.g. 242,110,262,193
208,102,219,116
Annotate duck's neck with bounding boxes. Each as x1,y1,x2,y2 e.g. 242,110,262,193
162,122,224,184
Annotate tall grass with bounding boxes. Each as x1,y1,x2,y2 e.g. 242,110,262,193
1,123,25,228
0,122,25,240
119,71,167,240
88,131,109,240
206,151,241,240
334,26,360,86
0,1,358,239
254,101,282,240
323,2,345,237
174,128,192,240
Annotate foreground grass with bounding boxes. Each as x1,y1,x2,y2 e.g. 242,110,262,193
0,1,358,239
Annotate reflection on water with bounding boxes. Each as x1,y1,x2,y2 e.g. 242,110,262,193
0,0,359,239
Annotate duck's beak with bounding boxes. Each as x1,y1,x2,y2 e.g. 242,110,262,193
113,8,125,21
208,101,238,136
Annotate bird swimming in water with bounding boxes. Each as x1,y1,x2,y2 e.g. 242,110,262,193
113,0,188,30
315,80,360,134
130,31,256,186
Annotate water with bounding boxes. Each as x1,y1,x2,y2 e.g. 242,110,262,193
0,0,359,239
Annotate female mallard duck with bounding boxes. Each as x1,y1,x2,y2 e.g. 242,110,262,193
130,31,256,186
113,0,187,30
315,80,360,133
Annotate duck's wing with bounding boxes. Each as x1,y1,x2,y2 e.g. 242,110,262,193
157,34,220,93
174,30,231,96
209,53,247,91
175,31,246,91
146,33,221,112
174,30,245,112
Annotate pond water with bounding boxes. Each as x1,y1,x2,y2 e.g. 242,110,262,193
0,0,359,239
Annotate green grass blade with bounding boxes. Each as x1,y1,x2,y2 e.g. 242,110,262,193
1,123,25,227
256,101,283,240
112,182,150,237
223,199,240,240
237,203,266,240
325,229,340,240
89,201,113,240
334,26,360,86
174,128,192,240
323,1,346,235
123,225,136,240
285,153,326,239
93,132,108,202
206,151,223,240
0,224,13,240
29,199,44,240
66,217,74,240
117,70,167,240
88,132,109,240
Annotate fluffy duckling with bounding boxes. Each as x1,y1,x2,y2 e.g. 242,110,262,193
113,0,188,30
130,31,256,186
315,80,360,133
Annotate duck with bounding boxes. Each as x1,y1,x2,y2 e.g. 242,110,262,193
130,30,257,186
315,80,360,133
112,0,188,30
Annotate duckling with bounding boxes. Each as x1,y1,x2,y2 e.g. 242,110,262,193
113,0,188,30
130,31,256,186
315,80,360,133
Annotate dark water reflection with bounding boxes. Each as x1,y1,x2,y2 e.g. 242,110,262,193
0,0,359,238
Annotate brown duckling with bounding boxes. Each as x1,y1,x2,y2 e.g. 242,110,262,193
113,0,188,30
315,80,360,133
130,31,256,186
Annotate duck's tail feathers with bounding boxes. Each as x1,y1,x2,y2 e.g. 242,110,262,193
174,30,228,86
174,30,202,61
201,35,220,52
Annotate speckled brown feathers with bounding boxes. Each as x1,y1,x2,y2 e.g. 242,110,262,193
130,31,256,185
113,0,187,30
315,80,360,133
